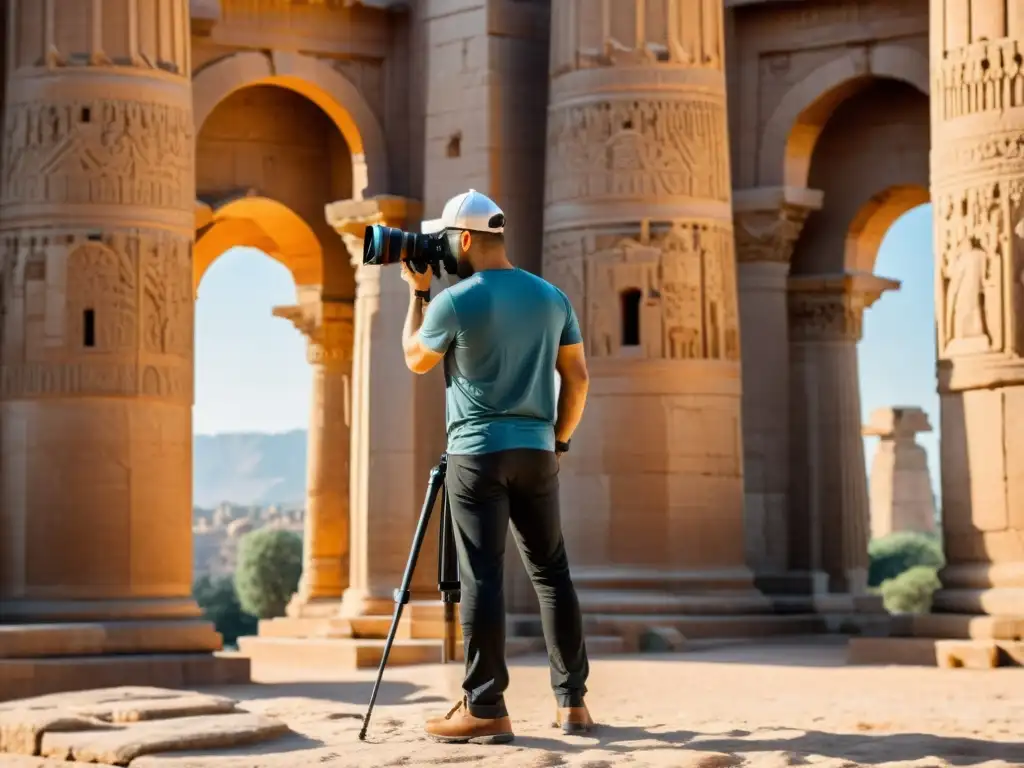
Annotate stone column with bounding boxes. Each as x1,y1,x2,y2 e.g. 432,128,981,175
787,273,898,598
929,0,1024,618
862,407,938,539
733,187,821,575
0,1,220,650
324,196,443,619
541,0,769,617
273,299,354,617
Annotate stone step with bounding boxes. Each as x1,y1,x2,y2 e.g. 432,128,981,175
0,652,250,703
575,590,773,615
910,613,1024,640
510,612,822,640
571,567,756,592
236,636,451,671
848,636,1024,668
0,620,223,659
237,634,545,672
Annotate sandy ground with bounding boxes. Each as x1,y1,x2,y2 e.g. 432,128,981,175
126,638,1024,768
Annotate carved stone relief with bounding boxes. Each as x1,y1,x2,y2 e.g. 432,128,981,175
935,39,1024,122
545,99,730,206
1,99,194,216
545,222,739,362
0,229,192,403
142,234,193,359
734,204,813,264
934,181,1008,357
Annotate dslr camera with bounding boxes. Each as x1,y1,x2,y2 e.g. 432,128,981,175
361,224,457,278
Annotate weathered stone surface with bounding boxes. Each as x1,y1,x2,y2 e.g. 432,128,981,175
0,687,248,758
38,712,290,766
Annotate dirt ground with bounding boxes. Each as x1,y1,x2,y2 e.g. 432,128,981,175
116,638,1024,768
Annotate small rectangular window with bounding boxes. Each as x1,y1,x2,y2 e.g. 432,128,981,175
83,309,95,348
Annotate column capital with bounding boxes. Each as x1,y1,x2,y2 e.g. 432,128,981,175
273,298,354,367
862,406,933,442
733,186,823,265
325,195,424,268
787,272,899,343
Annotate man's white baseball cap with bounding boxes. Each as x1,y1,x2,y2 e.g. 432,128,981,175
422,189,506,235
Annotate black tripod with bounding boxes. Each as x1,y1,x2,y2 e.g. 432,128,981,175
359,453,460,740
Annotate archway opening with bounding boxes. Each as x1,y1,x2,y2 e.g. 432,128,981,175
787,73,936,597
191,82,361,643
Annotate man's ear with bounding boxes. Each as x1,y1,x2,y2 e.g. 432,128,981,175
460,230,472,253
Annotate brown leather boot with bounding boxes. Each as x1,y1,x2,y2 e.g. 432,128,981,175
425,697,515,744
554,702,594,734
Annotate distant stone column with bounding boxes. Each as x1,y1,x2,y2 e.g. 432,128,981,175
324,197,439,618
733,188,821,574
929,0,1024,617
787,274,898,596
274,299,354,616
0,0,211,642
862,407,937,539
541,0,767,611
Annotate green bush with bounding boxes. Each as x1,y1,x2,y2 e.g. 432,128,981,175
193,574,258,646
233,528,303,619
868,531,944,588
880,565,942,614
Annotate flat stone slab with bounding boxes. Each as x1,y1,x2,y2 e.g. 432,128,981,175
39,711,290,766
0,686,290,764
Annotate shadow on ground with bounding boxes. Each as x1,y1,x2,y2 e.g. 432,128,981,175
511,725,1024,766
215,679,448,708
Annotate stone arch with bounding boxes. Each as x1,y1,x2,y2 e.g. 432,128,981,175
194,194,324,292
845,185,930,273
759,44,930,189
192,50,389,197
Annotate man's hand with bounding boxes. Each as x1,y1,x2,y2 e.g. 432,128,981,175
401,260,433,292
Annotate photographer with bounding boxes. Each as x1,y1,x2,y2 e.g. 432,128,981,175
399,190,592,744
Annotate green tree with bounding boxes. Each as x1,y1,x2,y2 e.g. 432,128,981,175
233,528,303,618
193,574,258,646
880,565,942,614
868,531,944,588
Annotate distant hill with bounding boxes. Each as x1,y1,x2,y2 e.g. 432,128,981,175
193,430,307,507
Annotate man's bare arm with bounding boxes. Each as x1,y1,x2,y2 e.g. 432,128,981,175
402,294,444,374
554,341,589,443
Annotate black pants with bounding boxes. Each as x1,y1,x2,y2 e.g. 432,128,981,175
445,449,589,718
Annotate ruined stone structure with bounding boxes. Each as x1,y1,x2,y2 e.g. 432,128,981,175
1,0,1022,698
863,407,938,539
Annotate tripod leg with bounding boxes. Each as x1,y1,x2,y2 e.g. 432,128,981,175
359,455,447,741
437,483,461,664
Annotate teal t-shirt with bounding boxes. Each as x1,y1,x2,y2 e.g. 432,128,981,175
417,267,582,455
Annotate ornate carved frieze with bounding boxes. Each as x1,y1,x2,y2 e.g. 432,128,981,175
787,292,866,343
734,204,814,265
787,275,898,344
0,229,193,402
935,38,1024,123
543,221,739,362
545,98,731,207
1,98,195,221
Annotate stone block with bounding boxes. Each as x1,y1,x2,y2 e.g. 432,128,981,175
39,712,289,765
638,627,686,652
935,640,1000,669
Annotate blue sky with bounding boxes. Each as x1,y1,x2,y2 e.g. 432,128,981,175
194,203,939,501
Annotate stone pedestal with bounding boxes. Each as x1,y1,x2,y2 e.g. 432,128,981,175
733,187,822,575
0,0,248,696
862,407,938,539
273,299,354,617
788,273,897,628
850,0,1024,667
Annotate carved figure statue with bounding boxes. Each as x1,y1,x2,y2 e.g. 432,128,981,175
944,244,989,346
